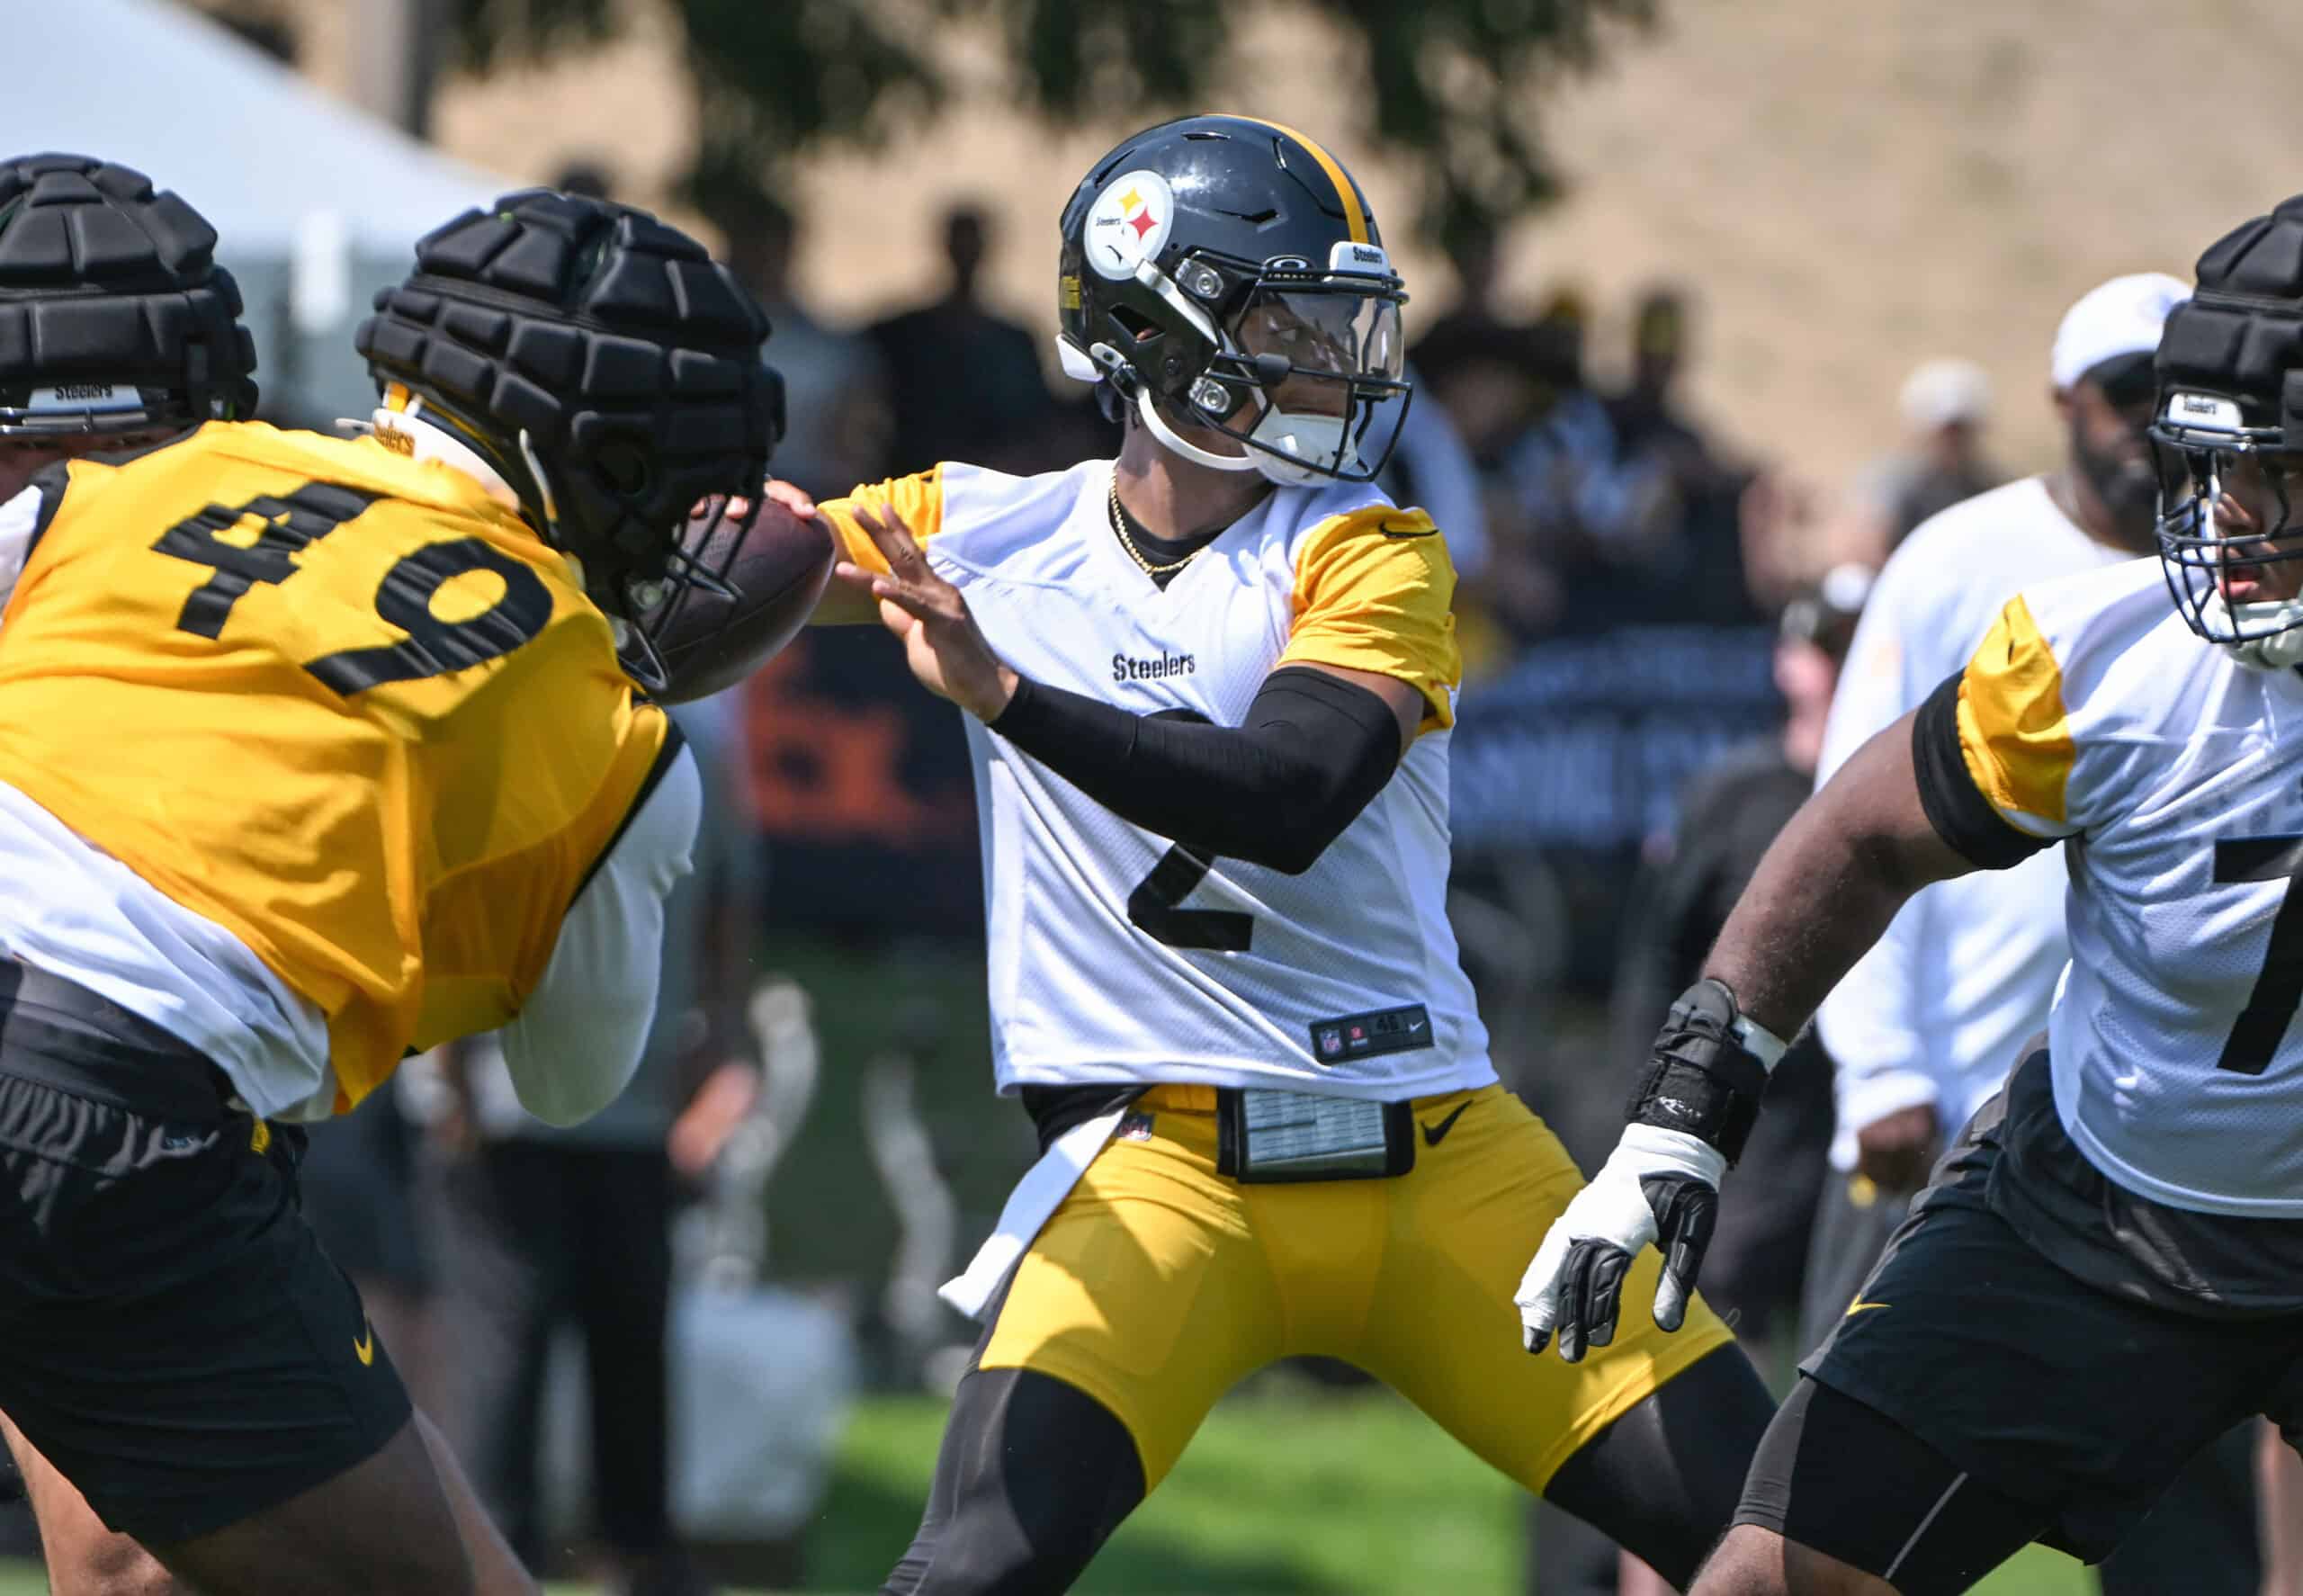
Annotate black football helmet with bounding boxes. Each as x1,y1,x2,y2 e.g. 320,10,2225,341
356,191,783,691
0,153,257,443
2150,195,2303,667
1056,114,1410,486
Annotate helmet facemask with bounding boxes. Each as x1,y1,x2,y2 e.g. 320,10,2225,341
2150,389,2303,668
1169,256,1410,485
1063,244,1411,487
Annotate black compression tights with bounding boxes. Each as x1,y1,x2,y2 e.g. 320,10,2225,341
880,1345,1772,1595
880,1367,1145,1596
1543,1343,1780,1588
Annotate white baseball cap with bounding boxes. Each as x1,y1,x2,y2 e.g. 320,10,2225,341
1900,358,1993,431
2051,273,2189,392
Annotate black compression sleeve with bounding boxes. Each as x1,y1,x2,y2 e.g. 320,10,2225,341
1912,670,2052,869
988,665,1403,874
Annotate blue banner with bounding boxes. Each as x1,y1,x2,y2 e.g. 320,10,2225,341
1449,626,1783,854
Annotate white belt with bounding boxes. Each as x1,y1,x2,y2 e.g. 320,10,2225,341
936,1107,1128,1323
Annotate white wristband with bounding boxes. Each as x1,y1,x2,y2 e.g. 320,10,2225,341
1731,1013,1791,1073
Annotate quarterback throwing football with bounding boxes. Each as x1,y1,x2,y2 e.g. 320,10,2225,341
771,115,1777,1593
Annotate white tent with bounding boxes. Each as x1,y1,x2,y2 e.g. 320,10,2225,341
3,0,502,253
2,0,511,418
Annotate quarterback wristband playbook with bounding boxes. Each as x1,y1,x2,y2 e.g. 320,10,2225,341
1216,1089,1416,1183
1628,977,1788,1164
988,666,1402,874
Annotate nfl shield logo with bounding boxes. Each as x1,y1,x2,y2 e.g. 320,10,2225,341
1317,1027,1343,1058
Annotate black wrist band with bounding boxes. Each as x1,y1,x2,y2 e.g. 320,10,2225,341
1626,977,1772,1164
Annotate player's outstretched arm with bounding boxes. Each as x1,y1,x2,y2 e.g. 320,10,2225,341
835,498,1414,874
1703,705,1977,1041
1517,706,1979,1362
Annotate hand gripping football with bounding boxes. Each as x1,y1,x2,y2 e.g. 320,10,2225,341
646,493,834,703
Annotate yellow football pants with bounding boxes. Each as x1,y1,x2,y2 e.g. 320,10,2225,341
979,1081,1737,1491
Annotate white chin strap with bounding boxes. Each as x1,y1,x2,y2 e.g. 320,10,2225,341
2200,589,2303,668
1136,385,1258,474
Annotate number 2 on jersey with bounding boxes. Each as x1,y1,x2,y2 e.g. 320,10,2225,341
2210,835,2303,1073
152,484,551,692
1129,843,1253,952
1124,706,1256,952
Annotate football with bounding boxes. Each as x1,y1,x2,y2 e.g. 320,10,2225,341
647,492,835,703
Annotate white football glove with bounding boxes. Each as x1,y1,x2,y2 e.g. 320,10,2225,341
1513,1123,1726,1362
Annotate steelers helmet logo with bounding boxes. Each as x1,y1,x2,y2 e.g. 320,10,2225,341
1085,169,1175,281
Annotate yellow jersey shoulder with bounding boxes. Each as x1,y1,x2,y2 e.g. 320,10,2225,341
1277,500,1461,730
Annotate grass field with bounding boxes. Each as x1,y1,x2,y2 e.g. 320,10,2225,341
802,1387,2095,1595
0,1387,2100,1592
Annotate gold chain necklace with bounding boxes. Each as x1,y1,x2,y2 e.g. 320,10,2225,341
1108,476,1203,578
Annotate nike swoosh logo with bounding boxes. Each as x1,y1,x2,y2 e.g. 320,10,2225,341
1844,1299,1890,1319
354,1326,375,1367
1380,522,1438,539
1420,1101,1471,1146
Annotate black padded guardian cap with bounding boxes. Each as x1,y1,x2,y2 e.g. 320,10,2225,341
2155,197,2303,439
0,153,257,438
356,190,782,680
2150,194,2303,664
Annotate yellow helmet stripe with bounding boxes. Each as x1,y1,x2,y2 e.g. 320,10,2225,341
1238,117,1368,245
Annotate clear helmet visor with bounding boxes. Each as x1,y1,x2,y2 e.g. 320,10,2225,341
2150,389,2303,665
1236,289,1405,396
1201,286,1410,484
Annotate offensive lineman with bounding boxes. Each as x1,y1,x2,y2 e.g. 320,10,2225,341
0,158,783,1595
1798,273,2286,1591
1520,196,2303,1592
767,114,1777,1593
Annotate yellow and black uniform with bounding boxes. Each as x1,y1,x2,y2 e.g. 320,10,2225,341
822,459,1749,1592
0,419,675,1112
0,418,684,1547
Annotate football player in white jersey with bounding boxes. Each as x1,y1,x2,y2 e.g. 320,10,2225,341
762,115,1777,1593
1520,194,2303,1594
1799,274,2290,1595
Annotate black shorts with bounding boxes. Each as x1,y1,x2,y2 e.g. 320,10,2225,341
1739,1051,2303,1573
0,962,411,1547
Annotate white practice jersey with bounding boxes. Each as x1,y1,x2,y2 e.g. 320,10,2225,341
820,460,1495,1100
1814,478,2128,1167
1941,555,2303,1215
